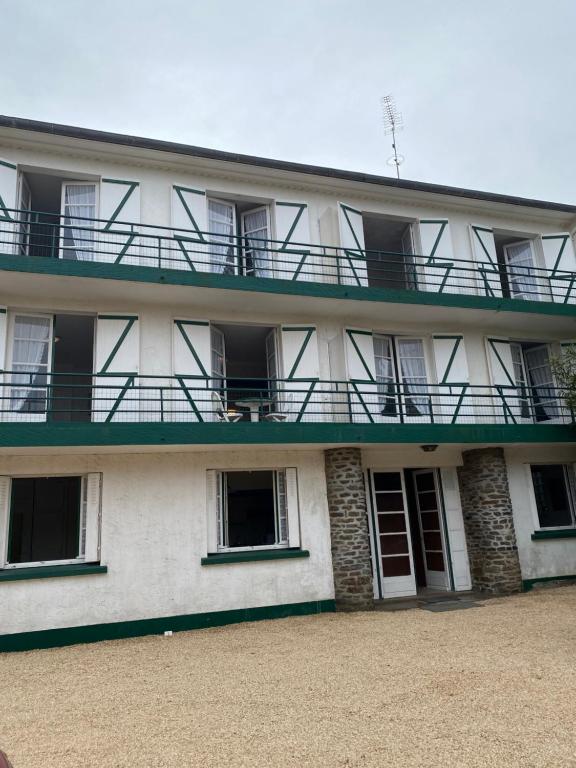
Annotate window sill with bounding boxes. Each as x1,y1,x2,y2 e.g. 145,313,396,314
201,549,310,566
0,563,107,582
531,529,576,541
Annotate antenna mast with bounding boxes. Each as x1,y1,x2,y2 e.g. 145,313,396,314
381,95,404,179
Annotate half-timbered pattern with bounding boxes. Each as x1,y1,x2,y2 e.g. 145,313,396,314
0,116,574,652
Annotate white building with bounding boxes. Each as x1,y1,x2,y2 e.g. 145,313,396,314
0,116,574,651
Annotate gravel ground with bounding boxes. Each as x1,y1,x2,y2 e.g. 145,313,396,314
1,587,576,768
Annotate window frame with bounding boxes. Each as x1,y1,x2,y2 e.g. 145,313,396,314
7,311,53,419
0,473,102,569
207,467,299,554
526,463,576,532
60,181,99,261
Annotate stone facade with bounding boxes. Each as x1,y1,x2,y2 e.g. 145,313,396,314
324,448,374,610
457,447,522,593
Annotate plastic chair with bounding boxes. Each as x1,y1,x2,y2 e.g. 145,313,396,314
212,391,242,422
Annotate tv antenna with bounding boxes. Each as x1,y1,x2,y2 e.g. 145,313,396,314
381,94,404,178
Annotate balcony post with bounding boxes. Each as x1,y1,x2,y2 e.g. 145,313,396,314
324,447,374,610
457,447,522,593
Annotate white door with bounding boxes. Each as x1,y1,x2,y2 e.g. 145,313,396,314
208,199,236,275
280,325,319,422
396,338,431,423
61,182,97,261
412,469,449,590
242,207,271,278
503,241,539,301
17,175,31,255
369,470,416,598
8,314,53,423
337,203,368,286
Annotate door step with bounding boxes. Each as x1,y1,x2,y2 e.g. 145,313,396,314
374,591,483,612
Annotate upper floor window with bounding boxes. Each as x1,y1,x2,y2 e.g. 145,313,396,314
373,335,430,418
207,197,271,277
510,342,559,422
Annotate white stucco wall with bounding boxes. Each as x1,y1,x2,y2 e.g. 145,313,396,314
506,446,576,580
0,449,334,636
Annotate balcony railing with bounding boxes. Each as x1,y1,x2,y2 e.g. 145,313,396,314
1,372,573,426
1,209,575,304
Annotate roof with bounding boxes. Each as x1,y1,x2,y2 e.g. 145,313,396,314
0,114,574,214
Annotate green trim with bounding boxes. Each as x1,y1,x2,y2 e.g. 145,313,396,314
346,329,375,381
487,338,515,386
295,380,318,422
542,234,568,276
531,528,576,541
98,317,137,374
434,335,463,384
174,320,209,377
0,564,107,582
0,599,335,652
173,186,206,243
420,219,448,261
340,204,364,250
0,422,573,448
277,203,306,249
201,548,310,565
0,159,17,170
104,376,135,423
0,308,6,314
101,181,139,232
471,225,496,267
284,327,315,379
176,376,204,422
522,574,576,592
98,314,138,321
1,254,575,318
366,469,382,599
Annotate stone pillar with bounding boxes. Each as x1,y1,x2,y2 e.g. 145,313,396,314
457,447,522,593
324,447,374,610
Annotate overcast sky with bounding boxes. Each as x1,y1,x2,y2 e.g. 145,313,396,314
2,1,575,202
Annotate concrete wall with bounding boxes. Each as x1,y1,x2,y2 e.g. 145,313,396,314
0,449,334,635
505,445,576,581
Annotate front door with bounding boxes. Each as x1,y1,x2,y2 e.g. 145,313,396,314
412,469,449,590
368,470,416,598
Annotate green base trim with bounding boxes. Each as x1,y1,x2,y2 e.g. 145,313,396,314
201,549,310,565
0,563,107,582
531,528,576,541
0,253,575,318
522,574,576,591
0,599,336,653
0,421,573,448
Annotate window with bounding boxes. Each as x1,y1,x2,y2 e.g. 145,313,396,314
208,468,299,552
10,314,51,413
0,474,102,567
373,335,430,418
206,197,270,277
530,465,576,529
61,183,97,261
510,342,559,422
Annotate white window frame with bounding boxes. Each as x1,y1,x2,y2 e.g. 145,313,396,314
525,463,576,532
207,197,238,275
0,473,102,569
60,181,99,260
372,333,433,420
209,467,298,553
510,341,560,423
7,311,53,419
241,205,272,277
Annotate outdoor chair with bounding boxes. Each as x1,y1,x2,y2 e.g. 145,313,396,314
212,391,243,422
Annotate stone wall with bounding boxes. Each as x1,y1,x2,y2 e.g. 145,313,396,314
324,448,374,610
457,447,522,593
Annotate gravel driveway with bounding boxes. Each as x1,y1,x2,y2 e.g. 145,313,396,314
1,586,576,767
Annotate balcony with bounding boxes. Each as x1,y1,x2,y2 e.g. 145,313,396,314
0,373,573,448
0,210,575,314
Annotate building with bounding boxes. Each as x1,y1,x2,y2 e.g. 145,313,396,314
0,116,574,652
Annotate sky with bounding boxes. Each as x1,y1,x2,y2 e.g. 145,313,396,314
2,0,576,203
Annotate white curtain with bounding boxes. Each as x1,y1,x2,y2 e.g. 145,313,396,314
63,184,96,261
208,201,235,274
243,208,270,277
524,346,558,420
505,242,538,300
373,335,396,416
510,343,531,419
397,339,430,417
10,316,51,413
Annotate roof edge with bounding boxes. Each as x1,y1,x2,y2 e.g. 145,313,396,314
0,114,574,214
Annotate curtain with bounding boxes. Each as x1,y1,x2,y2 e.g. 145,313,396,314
10,316,51,413
208,201,235,274
397,339,429,417
243,208,270,277
373,336,396,416
524,346,558,421
63,185,96,261
510,343,531,419
506,242,538,300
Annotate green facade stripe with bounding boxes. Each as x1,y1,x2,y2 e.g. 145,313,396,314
0,564,107,582
0,255,575,318
341,204,363,251
277,203,306,249
421,220,447,262
174,320,209,377
101,181,138,232
295,381,317,422
201,548,310,565
471,226,496,267
437,336,462,384
0,421,572,447
176,377,204,422
174,186,207,243
98,314,138,321
531,528,576,540
0,159,17,170
98,317,137,374
0,599,336,653
285,327,315,379
174,237,197,269
104,376,135,423
522,574,576,591
346,330,375,381
113,233,137,264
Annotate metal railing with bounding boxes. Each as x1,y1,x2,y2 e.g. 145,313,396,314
1,209,574,304
1,372,572,426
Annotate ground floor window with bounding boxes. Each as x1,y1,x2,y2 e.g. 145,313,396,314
0,473,102,567
208,468,299,552
530,464,576,529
